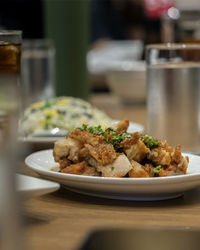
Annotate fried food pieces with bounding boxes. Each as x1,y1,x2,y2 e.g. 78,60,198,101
53,120,189,177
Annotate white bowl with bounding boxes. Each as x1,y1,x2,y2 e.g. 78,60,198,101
87,40,144,75
106,61,146,104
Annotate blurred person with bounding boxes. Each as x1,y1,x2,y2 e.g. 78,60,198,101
90,0,146,48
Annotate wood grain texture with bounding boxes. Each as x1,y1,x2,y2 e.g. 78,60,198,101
22,188,200,250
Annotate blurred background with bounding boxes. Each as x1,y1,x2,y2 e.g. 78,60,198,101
1,0,200,103
1,2,200,249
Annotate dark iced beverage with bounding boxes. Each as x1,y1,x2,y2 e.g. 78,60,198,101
0,31,22,143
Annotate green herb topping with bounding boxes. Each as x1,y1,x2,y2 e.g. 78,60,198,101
78,124,131,152
153,165,161,175
140,134,160,149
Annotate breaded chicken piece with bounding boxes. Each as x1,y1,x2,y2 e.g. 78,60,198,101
61,161,100,176
161,140,173,153
53,138,82,162
148,147,171,165
171,144,185,164
97,154,132,177
147,140,175,166
70,129,117,166
58,158,71,170
84,143,116,166
129,160,150,178
177,156,189,174
143,163,154,177
159,160,188,177
158,144,189,176
53,121,189,178
115,119,129,132
53,139,69,162
69,129,102,146
148,144,189,176
121,132,150,163
78,147,99,167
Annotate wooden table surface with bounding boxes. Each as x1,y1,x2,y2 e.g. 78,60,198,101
19,94,200,250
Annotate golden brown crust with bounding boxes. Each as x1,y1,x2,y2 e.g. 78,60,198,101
120,132,140,148
129,160,150,178
58,158,71,170
143,163,154,177
68,129,102,146
115,119,129,132
60,161,99,176
52,120,189,178
148,147,171,165
125,140,150,163
84,143,116,166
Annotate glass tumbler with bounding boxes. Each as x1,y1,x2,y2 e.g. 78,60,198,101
146,43,200,153
0,30,22,250
21,39,55,108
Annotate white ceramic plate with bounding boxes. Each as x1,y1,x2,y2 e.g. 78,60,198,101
19,120,144,144
17,174,60,199
25,150,200,201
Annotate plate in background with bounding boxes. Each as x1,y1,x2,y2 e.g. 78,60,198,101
25,150,200,201
17,174,60,199
19,120,144,144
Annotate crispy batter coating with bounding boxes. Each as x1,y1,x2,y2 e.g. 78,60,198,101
58,158,71,170
159,160,188,177
84,143,116,166
69,129,116,166
171,144,184,164
148,147,171,165
53,120,189,178
143,163,154,177
61,161,100,176
69,129,102,146
148,143,189,176
115,119,129,132
129,160,150,178
122,133,150,163
121,132,140,148
53,138,82,162
129,163,157,178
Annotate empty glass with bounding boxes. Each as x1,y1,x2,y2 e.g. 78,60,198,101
21,39,55,108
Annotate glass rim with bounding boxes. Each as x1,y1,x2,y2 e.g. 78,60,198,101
0,30,22,36
146,43,200,50
22,38,54,47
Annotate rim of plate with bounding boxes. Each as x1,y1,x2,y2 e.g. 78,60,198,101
25,150,200,185
16,174,60,192
18,136,63,143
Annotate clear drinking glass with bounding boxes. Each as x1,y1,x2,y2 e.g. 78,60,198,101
0,30,22,250
146,43,200,153
21,39,55,108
